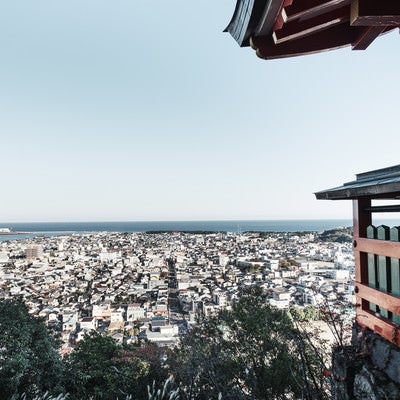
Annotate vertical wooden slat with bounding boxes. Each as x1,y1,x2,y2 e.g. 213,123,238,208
377,225,390,318
367,225,378,312
390,226,400,324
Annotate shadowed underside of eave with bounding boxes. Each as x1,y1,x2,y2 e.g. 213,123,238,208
225,0,400,59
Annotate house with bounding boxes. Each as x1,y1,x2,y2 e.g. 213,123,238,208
62,312,78,332
79,316,98,331
127,303,146,322
268,288,291,309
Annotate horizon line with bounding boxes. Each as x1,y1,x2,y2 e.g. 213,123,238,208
0,218,356,224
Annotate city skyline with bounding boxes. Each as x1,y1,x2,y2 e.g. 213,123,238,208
1,1,400,222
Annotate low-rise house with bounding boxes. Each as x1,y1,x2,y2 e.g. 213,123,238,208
62,312,78,332
268,288,291,309
79,316,98,331
127,303,146,322
111,308,125,323
303,291,325,306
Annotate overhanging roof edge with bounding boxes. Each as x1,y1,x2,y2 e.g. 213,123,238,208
315,164,400,201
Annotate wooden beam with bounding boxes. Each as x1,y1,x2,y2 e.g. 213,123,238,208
286,0,340,15
356,309,400,345
351,0,400,26
273,7,349,44
364,204,400,213
283,0,293,7
273,17,348,44
356,283,400,315
273,9,288,31
352,26,386,49
251,23,355,59
287,0,350,22
353,237,400,259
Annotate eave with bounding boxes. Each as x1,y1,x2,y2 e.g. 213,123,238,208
226,0,400,59
315,164,400,200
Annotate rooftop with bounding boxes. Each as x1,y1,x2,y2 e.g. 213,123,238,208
315,164,400,200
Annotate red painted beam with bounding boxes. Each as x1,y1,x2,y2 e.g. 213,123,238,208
286,0,336,16
283,0,293,7
286,0,351,22
351,0,400,26
273,0,294,31
352,26,387,49
251,23,356,59
273,7,349,44
353,237,400,259
356,309,400,346
356,283,400,315
273,10,287,31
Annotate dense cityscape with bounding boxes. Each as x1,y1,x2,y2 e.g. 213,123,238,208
0,229,355,354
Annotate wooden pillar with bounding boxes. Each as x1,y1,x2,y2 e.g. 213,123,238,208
353,198,371,281
353,198,371,313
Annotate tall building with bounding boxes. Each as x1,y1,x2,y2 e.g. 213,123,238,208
25,245,43,259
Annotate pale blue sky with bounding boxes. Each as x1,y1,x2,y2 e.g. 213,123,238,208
1,1,399,222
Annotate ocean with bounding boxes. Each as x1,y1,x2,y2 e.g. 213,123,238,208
1,219,400,242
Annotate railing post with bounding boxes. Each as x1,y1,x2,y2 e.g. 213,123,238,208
391,226,400,324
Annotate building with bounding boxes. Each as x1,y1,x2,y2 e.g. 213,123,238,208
25,245,43,259
316,164,400,398
225,0,400,59
316,164,400,345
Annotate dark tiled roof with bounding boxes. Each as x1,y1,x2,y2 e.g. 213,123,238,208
315,165,400,200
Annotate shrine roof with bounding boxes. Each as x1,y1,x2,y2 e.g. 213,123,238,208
315,164,400,200
225,0,400,59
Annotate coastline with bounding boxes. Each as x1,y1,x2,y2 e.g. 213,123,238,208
0,231,28,235
0,218,398,243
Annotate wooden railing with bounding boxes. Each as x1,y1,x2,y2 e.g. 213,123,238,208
354,225,400,345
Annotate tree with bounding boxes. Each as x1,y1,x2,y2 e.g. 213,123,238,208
0,299,64,399
64,331,169,400
289,306,305,321
290,305,320,322
303,305,320,321
171,288,328,400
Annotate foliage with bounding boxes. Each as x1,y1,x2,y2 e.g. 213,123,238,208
0,296,334,400
13,382,181,400
289,305,320,322
318,227,352,243
171,287,328,400
64,331,170,400
12,393,67,400
147,377,180,400
289,306,306,321
0,299,64,399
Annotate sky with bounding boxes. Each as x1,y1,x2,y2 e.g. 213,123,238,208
1,1,400,222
